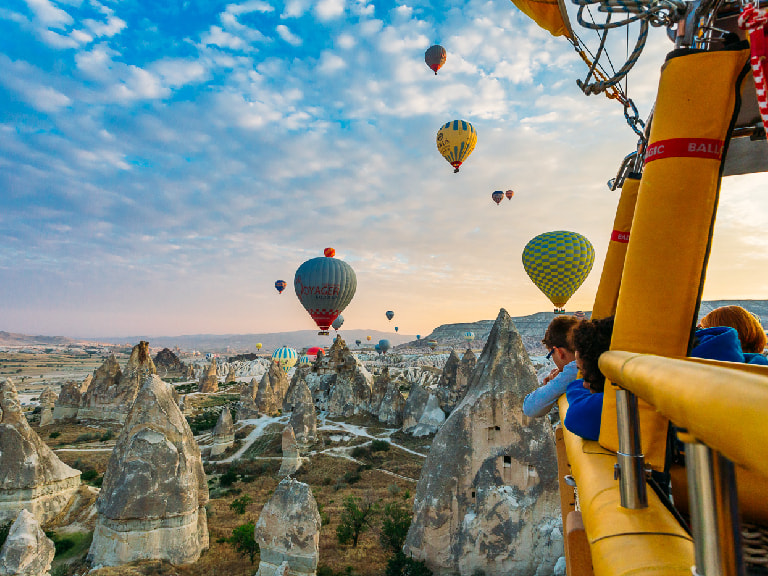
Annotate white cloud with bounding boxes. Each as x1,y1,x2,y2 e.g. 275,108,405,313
318,51,346,74
227,0,274,15
0,55,71,112
336,33,355,49
83,15,126,37
282,0,310,18
315,0,345,21
202,25,247,50
24,0,72,28
152,59,209,88
276,24,301,45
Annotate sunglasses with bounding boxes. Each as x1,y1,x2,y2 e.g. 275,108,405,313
546,347,556,360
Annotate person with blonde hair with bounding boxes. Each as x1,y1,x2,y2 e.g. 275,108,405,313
698,305,767,364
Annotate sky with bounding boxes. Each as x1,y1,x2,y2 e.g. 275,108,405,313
1,0,767,339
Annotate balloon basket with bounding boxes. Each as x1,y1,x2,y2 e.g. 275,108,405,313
318,331,329,336
554,308,566,314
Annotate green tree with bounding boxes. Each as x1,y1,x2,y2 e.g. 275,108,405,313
336,496,378,548
228,522,260,564
229,495,253,515
385,552,433,576
380,502,411,552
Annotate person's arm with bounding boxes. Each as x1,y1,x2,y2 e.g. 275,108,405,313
523,361,578,418
564,380,603,441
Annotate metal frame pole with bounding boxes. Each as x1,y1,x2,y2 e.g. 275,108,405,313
616,388,648,508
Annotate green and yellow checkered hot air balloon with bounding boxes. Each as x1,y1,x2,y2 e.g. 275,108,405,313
522,231,595,312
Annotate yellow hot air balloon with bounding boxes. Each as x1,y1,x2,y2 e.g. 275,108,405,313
509,0,573,38
437,120,477,173
256,343,262,350
522,231,595,312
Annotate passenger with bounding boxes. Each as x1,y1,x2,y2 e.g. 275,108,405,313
523,315,583,418
698,305,768,364
563,316,614,441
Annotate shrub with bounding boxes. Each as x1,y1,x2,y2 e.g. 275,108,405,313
74,433,98,443
219,468,238,487
385,552,433,576
336,496,378,548
227,522,260,564
99,430,113,442
370,439,390,452
380,502,411,552
49,431,61,439
229,495,253,515
387,484,401,496
0,522,10,549
350,446,370,459
343,471,361,484
81,469,98,482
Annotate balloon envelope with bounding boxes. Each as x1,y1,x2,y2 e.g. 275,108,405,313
436,120,477,173
307,346,323,358
355,339,362,346
332,315,344,331
416,335,421,340
275,280,287,294
256,343,262,350
386,311,395,321
378,339,391,354
299,355,312,366
492,191,504,205
324,247,336,258
271,346,298,372
506,190,514,200
425,44,447,74
427,339,438,350
522,230,595,309
464,331,475,341
294,253,357,334
395,326,399,332
367,335,372,341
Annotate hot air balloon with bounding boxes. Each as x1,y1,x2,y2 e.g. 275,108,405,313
427,339,438,350
506,190,514,200
436,120,477,173
275,280,287,294
416,335,421,340
374,343,381,353
522,231,595,312
378,339,391,354
425,44,447,75
355,339,362,346
367,335,372,341
492,191,504,205
294,250,357,335
464,331,475,342
272,346,298,372
256,343,262,351
395,326,399,332
306,346,323,359
386,311,395,321
299,355,312,366
324,247,336,258
332,315,344,331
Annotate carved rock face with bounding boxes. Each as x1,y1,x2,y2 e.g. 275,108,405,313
0,509,55,576
404,309,562,576
0,379,81,525
89,374,209,568
254,478,321,576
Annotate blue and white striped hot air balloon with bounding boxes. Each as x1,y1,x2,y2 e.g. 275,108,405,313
298,355,312,366
464,331,475,342
272,346,298,372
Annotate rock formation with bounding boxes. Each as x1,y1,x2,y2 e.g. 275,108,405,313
378,381,405,427
402,383,430,433
254,478,320,576
237,378,260,420
225,366,237,384
436,348,476,414
78,342,156,423
404,309,562,576
209,408,235,457
289,383,317,449
153,348,186,379
37,387,56,427
278,425,301,477
0,379,81,525
409,394,445,438
368,368,390,415
88,374,209,568
0,509,55,576
283,367,311,413
53,376,90,421
249,361,289,417
198,358,219,393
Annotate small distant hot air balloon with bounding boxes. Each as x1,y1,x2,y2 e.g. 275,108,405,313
437,120,477,173
378,339,391,354
395,326,399,332
574,311,586,319
522,231,595,313
275,280,287,294
416,335,421,340
427,339,438,350
272,346,298,372
324,247,336,258
464,331,475,342
332,315,344,332
374,343,381,353
295,250,357,335
505,190,514,200
386,311,395,321
367,335,372,341
256,343,262,351
355,339,362,346
306,346,323,359
492,191,504,205
299,355,312,366
425,44,447,75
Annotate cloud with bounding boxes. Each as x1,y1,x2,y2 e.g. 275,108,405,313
24,0,72,28
315,0,345,21
318,50,346,74
276,23,301,45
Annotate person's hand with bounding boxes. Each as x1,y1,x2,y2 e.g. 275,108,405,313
542,367,560,385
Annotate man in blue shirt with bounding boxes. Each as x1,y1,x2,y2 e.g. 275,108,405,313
523,315,583,418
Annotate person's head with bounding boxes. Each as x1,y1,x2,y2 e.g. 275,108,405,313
542,315,582,370
571,316,615,392
699,306,767,354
